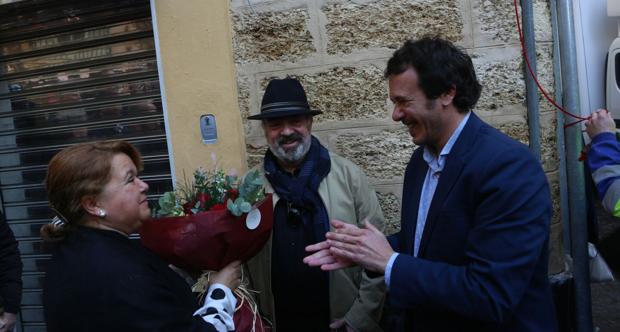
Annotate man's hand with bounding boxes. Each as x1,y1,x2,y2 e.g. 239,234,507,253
585,108,615,139
0,312,17,332
329,318,355,332
326,219,393,274
304,240,354,270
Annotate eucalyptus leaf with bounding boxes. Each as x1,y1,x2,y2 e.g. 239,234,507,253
240,201,252,213
238,170,263,203
227,198,242,216
158,191,178,216
226,175,238,186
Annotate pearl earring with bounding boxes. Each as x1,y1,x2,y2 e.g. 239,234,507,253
97,209,106,218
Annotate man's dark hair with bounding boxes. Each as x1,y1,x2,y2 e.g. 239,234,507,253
385,37,482,113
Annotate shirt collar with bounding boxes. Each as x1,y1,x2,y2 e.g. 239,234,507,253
423,111,471,172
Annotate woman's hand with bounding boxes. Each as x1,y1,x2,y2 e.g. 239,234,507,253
210,260,242,290
196,263,240,331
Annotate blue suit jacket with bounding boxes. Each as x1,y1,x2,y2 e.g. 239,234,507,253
387,113,557,331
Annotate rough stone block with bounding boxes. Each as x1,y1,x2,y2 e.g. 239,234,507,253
334,128,415,180
473,0,553,47
323,0,464,54
497,121,529,145
236,76,252,135
232,8,315,64
473,0,519,44
535,43,557,114
473,47,526,117
534,0,553,42
492,114,558,173
246,143,267,170
548,172,561,226
540,112,558,172
377,191,401,235
257,65,388,123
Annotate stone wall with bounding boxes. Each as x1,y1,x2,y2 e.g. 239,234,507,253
230,0,564,273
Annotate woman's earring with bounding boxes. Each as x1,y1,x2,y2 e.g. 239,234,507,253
97,209,107,218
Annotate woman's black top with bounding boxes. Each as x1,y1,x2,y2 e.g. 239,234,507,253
43,226,216,332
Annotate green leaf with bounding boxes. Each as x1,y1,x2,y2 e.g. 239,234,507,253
227,197,252,216
238,170,264,205
226,175,238,186
239,201,252,213
157,191,178,216
227,198,242,216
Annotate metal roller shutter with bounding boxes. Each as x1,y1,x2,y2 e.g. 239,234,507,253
0,1,173,330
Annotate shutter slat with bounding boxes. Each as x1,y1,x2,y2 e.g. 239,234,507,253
0,2,171,330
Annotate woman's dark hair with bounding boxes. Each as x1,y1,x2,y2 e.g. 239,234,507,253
41,140,143,241
385,37,482,113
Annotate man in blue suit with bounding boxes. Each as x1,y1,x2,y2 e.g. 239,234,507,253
305,37,557,331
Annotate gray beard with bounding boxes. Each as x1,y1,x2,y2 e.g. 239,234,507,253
268,134,312,164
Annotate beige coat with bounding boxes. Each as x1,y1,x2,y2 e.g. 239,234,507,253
246,152,386,332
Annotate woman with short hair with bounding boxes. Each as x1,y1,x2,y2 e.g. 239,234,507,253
42,140,239,332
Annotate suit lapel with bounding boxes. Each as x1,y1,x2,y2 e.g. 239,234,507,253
417,154,465,257
417,113,482,257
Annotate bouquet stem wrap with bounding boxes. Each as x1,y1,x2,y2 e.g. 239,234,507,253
194,271,271,332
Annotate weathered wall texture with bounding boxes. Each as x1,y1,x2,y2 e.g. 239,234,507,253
231,0,563,274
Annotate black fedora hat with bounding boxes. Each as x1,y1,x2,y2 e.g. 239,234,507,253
247,78,322,120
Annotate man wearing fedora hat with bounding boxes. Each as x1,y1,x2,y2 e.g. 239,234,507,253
245,78,386,332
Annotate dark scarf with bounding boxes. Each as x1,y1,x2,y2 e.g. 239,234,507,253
264,135,331,242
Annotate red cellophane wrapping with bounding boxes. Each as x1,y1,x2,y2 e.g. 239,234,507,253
233,298,271,332
139,194,273,272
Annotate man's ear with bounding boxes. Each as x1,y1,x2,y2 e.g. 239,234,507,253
81,195,100,217
439,86,456,107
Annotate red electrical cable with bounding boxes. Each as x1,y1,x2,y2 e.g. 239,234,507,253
512,0,590,127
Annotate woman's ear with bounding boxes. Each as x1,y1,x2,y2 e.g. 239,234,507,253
81,195,100,217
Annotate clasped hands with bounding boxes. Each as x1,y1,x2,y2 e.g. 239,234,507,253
303,219,393,274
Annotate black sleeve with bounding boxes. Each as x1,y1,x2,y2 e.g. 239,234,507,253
0,212,22,313
108,268,218,332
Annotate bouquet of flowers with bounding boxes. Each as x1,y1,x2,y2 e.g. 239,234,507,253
140,167,273,272
139,167,273,332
